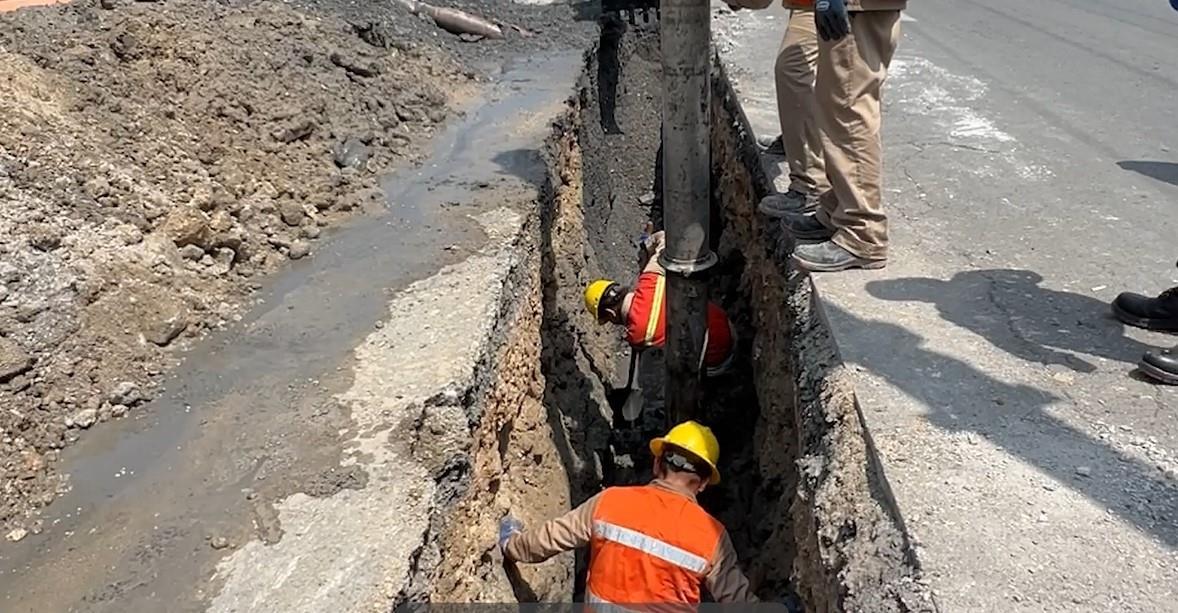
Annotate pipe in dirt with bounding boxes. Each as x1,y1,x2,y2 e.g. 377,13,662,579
659,0,715,424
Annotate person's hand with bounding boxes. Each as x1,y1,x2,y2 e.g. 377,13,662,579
498,516,523,553
814,0,851,41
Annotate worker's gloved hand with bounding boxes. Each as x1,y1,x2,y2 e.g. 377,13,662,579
814,0,851,42
498,516,523,552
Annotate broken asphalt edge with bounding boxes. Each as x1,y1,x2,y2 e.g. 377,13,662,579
710,52,940,612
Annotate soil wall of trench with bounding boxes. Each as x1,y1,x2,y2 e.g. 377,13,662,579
384,25,937,613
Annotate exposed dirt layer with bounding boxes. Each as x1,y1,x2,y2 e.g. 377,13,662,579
710,59,937,612
0,0,481,532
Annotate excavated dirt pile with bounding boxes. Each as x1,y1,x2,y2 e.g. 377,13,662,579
0,0,475,530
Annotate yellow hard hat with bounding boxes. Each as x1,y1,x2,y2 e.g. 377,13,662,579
584,279,617,323
650,420,721,485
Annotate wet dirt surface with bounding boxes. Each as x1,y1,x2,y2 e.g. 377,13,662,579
0,51,581,612
0,0,479,531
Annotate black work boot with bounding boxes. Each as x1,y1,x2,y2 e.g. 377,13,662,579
792,240,886,273
1112,286,1178,331
781,212,834,240
1140,344,1178,385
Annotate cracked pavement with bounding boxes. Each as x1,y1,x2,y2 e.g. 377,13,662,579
714,1,1178,610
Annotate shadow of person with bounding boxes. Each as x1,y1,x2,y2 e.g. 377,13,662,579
865,269,1152,373
824,302,1178,549
1117,160,1178,188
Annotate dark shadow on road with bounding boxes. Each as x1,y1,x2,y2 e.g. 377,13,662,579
865,269,1152,373
824,302,1178,549
1118,160,1178,188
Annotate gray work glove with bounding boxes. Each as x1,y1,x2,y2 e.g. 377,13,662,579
814,0,851,41
498,516,523,553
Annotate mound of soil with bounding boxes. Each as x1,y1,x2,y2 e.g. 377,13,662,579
0,0,478,532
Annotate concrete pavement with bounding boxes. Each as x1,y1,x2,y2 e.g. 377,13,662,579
715,1,1178,610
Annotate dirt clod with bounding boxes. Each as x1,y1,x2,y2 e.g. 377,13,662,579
70,408,98,430
0,337,32,383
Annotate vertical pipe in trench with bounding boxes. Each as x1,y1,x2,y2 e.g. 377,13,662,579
659,0,715,425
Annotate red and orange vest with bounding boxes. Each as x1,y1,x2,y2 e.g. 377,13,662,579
624,272,734,369
586,485,724,607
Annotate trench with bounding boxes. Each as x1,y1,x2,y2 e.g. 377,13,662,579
410,20,931,613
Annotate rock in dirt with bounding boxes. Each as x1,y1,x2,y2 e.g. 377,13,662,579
27,225,63,252
146,310,189,347
288,241,311,260
329,52,380,78
271,119,317,144
109,381,142,406
71,408,98,429
0,337,32,383
279,202,307,227
111,404,129,418
6,528,28,543
300,225,321,239
210,535,231,550
179,244,205,261
160,207,212,249
333,138,372,170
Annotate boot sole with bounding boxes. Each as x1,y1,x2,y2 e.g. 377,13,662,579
1139,361,1178,385
791,254,887,273
1111,303,1178,331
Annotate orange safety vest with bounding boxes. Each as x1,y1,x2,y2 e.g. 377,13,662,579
585,485,724,608
624,272,734,369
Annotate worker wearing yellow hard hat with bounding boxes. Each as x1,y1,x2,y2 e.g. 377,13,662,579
499,421,757,604
585,230,737,376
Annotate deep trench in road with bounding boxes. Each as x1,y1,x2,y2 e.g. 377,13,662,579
516,22,803,606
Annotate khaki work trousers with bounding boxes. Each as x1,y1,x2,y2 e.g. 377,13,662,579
813,10,902,261
774,10,827,196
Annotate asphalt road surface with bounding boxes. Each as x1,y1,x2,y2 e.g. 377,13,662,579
719,0,1178,610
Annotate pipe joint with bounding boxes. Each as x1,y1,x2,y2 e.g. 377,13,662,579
659,250,717,277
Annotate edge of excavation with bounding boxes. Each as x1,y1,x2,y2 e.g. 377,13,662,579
710,57,938,613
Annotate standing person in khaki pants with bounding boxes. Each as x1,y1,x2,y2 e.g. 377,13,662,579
778,0,906,272
727,0,828,215
757,1,831,215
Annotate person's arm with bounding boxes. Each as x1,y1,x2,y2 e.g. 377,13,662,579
705,531,759,603
503,494,601,563
641,231,666,275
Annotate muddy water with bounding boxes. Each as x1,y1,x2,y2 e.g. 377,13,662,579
0,52,581,613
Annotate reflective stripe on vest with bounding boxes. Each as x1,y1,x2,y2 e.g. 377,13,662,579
586,485,724,605
644,275,666,345
593,520,709,574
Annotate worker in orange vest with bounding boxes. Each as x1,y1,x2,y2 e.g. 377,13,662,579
583,231,736,377
499,421,758,604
